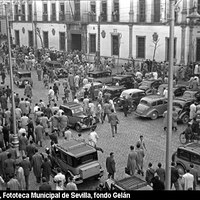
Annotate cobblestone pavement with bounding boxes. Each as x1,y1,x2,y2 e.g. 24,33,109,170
5,70,199,190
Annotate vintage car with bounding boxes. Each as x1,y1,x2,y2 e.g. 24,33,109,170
135,95,168,120
172,142,200,180
51,140,104,184
115,89,146,111
60,102,95,132
87,71,113,84
103,85,125,102
13,71,33,88
139,79,163,94
45,60,68,78
173,98,195,124
112,74,135,89
157,84,187,97
76,82,103,101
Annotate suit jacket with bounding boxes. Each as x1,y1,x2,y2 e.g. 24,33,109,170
109,112,119,125
190,168,198,186
171,166,179,183
106,156,116,174
4,158,15,176
20,159,31,176
39,182,52,191
26,144,36,160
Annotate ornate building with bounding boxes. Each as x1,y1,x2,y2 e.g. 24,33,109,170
6,0,200,65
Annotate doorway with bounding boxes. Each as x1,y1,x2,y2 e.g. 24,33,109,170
196,38,200,61
71,34,81,51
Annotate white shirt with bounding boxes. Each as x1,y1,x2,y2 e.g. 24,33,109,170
83,78,88,86
136,71,142,79
163,89,168,98
34,106,39,113
48,89,54,97
54,173,66,190
74,99,79,103
89,131,99,146
182,173,194,190
194,64,199,74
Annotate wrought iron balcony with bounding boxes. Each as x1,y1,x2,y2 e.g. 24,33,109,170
112,13,119,22
59,13,65,21
21,14,25,21
137,14,146,23
14,14,19,21
51,14,57,22
27,14,32,22
43,14,48,21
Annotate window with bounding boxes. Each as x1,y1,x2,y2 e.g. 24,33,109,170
28,4,32,21
28,31,33,47
177,149,190,161
198,0,200,14
15,30,20,46
89,34,96,53
51,3,56,21
101,1,107,22
151,102,156,106
154,0,160,22
43,3,48,21
74,0,80,21
166,37,177,61
21,4,25,21
136,36,145,59
112,35,119,56
157,100,163,105
14,5,19,21
90,1,96,22
113,0,119,22
59,32,65,51
139,0,146,22
59,3,65,21
191,153,200,165
43,31,49,49
61,152,73,166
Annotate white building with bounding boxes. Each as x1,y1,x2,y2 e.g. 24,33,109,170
7,0,200,65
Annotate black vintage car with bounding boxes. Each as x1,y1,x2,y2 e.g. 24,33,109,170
13,71,33,88
112,75,135,89
103,85,126,102
173,98,195,124
139,79,163,93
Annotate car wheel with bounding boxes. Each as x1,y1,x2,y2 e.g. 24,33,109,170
131,103,137,111
151,111,158,120
179,132,187,144
75,124,82,132
182,114,189,124
176,164,185,175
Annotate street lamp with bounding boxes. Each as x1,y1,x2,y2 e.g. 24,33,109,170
4,4,18,149
187,4,200,64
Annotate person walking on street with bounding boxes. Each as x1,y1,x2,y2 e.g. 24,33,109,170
135,143,145,176
31,149,43,183
182,169,194,190
189,164,198,190
35,122,44,147
127,145,138,176
102,100,112,123
122,96,129,117
108,109,119,137
39,177,52,191
145,162,155,185
136,135,147,151
66,176,78,190
155,162,165,185
53,168,66,190
41,157,52,183
171,162,180,190
106,152,116,179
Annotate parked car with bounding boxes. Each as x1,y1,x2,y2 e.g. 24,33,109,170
103,85,125,102
112,74,135,89
173,98,195,124
88,71,113,84
51,139,104,184
139,79,163,94
135,95,168,120
172,142,200,180
60,102,95,132
76,82,103,101
181,90,200,100
157,84,187,97
13,71,33,88
115,89,146,111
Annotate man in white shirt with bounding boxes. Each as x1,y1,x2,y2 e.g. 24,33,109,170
182,169,194,190
48,87,55,104
53,168,66,190
163,88,168,99
136,70,142,80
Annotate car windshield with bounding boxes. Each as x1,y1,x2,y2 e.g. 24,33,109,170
74,152,98,167
112,78,121,85
18,73,31,78
140,99,149,105
72,106,83,114
182,92,194,99
120,91,131,98
173,102,183,109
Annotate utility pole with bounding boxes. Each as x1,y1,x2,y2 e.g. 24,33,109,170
5,4,18,148
34,0,37,60
165,0,174,190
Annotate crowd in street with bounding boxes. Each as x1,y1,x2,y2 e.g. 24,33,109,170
0,43,199,191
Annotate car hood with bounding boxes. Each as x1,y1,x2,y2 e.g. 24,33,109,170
73,113,88,118
136,104,149,113
139,86,148,91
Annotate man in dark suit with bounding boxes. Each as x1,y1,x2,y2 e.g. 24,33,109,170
106,152,116,179
26,140,36,162
190,164,198,190
171,162,179,190
108,109,119,137
122,96,129,117
3,153,15,182
20,155,31,190
39,177,52,191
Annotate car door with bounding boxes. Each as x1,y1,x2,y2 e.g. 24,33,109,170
156,100,166,115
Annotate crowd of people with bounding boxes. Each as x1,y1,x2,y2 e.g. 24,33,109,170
0,42,199,191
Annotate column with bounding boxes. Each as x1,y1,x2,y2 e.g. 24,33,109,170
107,0,112,22
180,24,186,64
189,24,194,64
67,24,71,52
129,24,133,58
129,0,134,22
81,25,87,54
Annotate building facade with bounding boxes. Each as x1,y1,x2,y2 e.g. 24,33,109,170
7,0,200,65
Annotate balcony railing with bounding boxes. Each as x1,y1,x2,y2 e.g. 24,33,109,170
112,13,119,22
88,12,96,22
59,13,65,21
43,14,48,21
65,12,91,23
14,14,19,21
100,13,107,22
27,14,32,22
51,14,57,22
21,14,25,21
137,14,146,23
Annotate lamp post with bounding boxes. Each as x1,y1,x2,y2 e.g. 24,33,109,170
5,4,18,148
165,0,174,190
187,4,200,64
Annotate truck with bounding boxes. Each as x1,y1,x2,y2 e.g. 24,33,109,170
105,175,152,190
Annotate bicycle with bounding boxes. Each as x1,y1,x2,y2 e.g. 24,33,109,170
179,131,200,144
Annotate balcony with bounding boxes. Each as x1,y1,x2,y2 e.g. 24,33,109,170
88,12,96,22
14,14,19,21
59,13,65,21
51,14,57,22
100,13,107,22
43,14,48,22
65,12,91,24
21,14,25,21
112,12,119,22
28,14,32,22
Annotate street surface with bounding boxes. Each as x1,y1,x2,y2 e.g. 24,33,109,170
5,70,194,190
